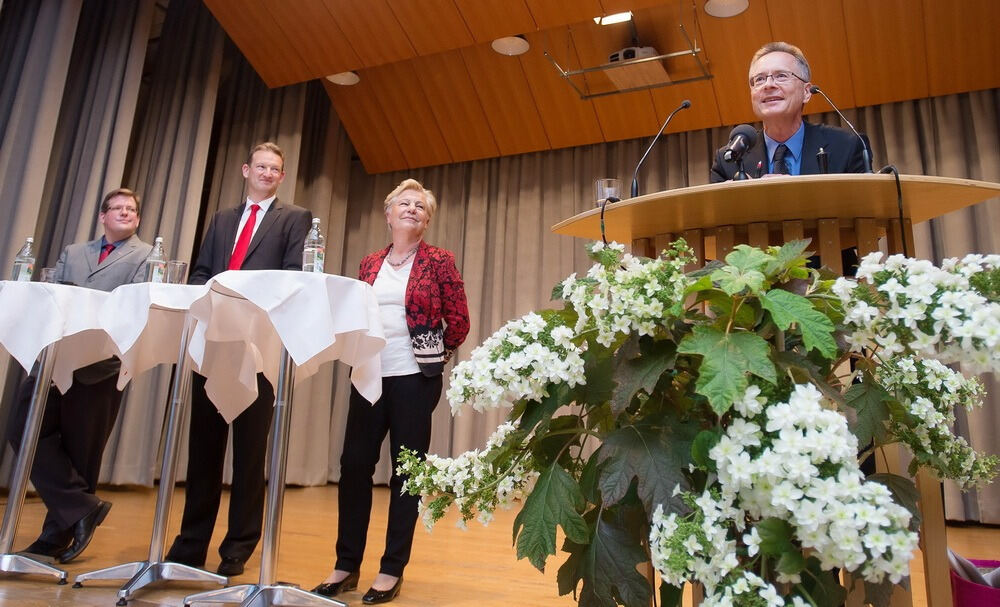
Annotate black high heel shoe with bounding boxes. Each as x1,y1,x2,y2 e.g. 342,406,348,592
312,570,360,597
362,576,403,604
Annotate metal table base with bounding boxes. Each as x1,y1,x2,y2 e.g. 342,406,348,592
184,348,344,607
73,317,227,602
0,342,68,584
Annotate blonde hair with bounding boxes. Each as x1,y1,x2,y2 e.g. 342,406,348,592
383,178,438,219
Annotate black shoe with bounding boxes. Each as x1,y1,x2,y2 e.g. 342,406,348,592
57,500,112,563
217,556,245,576
19,538,70,562
362,577,402,604
312,570,360,597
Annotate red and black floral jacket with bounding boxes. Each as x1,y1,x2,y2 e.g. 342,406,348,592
359,241,470,377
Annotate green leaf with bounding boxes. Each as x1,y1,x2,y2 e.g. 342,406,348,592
691,429,721,470
760,289,837,359
659,582,684,607
699,289,757,329
611,338,676,415
596,423,695,514
777,550,807,575
773,351,844,407
864,579,896,607
868,473,922,528
513,463,590,571
531,415,583,467
726,245,773,271
518,383,570,436
764,239,812,276
678,326,776,415
559,511,652,607
756,518,795,555
575,342,616,407
802,556,848,607
844,380,892,446
710,265,766,296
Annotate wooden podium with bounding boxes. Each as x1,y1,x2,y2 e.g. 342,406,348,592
552,173,1000,607
553,174,1000,273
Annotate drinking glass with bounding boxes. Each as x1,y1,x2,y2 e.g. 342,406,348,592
594,178,622,207
166,260,189,284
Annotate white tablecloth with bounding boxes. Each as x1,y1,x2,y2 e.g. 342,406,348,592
0,273,385,423
0,281,117,392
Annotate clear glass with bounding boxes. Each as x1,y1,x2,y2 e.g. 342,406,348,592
594,178,622,207
39,267,57,283
165,260,188,284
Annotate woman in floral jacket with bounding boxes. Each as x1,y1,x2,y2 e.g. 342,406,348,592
313,178,469,604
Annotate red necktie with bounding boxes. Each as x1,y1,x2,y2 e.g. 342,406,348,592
98,243,115,263
229,203,260,270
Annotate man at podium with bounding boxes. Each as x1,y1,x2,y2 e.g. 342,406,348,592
710,41,869,182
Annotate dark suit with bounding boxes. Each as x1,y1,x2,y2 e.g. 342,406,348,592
710,121,868,182
6,234,150,545
167,198,311,566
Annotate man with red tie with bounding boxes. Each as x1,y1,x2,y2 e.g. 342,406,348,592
8,188,151,564
165,142,312,577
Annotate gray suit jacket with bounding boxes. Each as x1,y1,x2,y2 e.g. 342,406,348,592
55,233,152,383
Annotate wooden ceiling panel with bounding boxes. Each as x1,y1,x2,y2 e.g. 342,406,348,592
765,0,855,117
649,79,721,133
460,42,551,156
203,0,314,87
599,0,665,14
525,0,603,30
323,79,407,174
453,0,537,44
411,51,500,162
922,0,1000,97
521,28,604,150
321,0,416,68
364,62,453,169
386,0,475,57
258,0,360,84
842,0,929,107
696,1,773,126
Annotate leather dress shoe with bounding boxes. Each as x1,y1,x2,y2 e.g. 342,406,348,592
312,570,360,597
362,577,403,604
19,537,70,562
57,500,112,563
217,556,246,576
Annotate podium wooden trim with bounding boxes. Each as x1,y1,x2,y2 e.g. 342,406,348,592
552,173,1000,607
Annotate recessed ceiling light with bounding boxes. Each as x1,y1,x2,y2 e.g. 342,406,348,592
491,35,530,56
325,71,360,86
593,11,632,26
704,0,749,18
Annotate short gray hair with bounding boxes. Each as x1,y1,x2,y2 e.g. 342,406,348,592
383,178,438,219
749,41,811,81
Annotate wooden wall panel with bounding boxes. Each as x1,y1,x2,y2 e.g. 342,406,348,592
521,28,604,150
321,0,416,68
411,51,500,162
203,0,314,88
386,0,474,57
364,62,453,168
923,0,1000,97
460,43,551,156
323,79,407,174
696,1,773,127
525,0,603,30
453,0,537,44
765,0,856,117
258,0,359,85
842,0,929,107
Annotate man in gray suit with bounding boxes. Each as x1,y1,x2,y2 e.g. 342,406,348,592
6,188,151,563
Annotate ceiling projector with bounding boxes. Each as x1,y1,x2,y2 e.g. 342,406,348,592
608,46,658,63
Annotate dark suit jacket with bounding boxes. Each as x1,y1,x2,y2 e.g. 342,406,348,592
56,233,151,384
189,198,312,284
710,121,869,183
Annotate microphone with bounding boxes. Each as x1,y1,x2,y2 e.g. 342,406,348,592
809,85,872,173
631,99,692,197
722,124,758,163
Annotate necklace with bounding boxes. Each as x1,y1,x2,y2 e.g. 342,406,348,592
386,243,418,268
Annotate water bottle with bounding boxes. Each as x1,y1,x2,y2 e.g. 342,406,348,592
302,217,325,273
144,236,167,283
11,237,35,281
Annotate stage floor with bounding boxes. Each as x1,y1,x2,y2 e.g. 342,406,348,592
0,484,995,606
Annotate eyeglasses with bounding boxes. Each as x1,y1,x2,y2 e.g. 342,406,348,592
105,205,138,215
749,70,806,89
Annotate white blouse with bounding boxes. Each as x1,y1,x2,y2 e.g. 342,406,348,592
373,258,420,376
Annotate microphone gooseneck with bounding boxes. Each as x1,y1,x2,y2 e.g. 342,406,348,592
810,85,872,173
722,124,759,164
631,99,692,198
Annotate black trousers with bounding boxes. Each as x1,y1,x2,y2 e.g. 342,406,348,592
167,372,274,564
335,372,442,577
5,374,123,542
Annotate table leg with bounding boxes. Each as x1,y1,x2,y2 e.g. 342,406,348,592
183,347,345,607
0,342,68,582
73,316,227,603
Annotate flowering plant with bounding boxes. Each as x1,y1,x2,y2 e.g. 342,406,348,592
400,241,998,607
